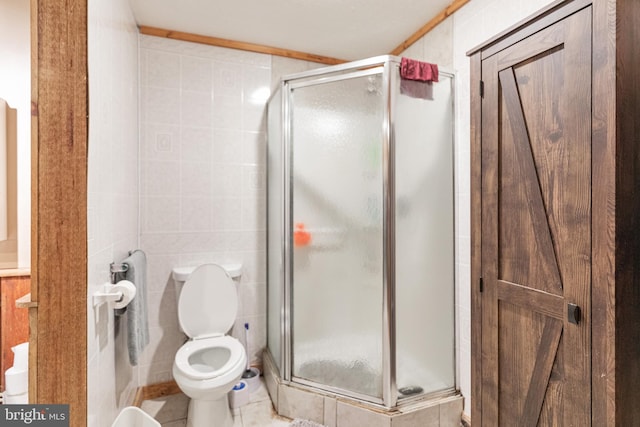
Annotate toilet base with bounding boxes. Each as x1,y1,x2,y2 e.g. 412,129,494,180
186,394,234,427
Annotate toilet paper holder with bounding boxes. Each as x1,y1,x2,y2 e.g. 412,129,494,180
93,280,136,308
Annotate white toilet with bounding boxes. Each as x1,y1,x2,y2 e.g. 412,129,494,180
172,263,247,427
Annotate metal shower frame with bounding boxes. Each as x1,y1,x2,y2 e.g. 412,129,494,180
272,55,456,409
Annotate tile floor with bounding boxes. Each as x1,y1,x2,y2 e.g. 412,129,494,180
140,378,294,427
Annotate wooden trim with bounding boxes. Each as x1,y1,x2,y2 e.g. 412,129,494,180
461,413,471,427
27,305,37,402
0,269,30,278
132,387,146,408
389,0,469,55
31,0,88,425
138,26,346,65
479,50,499,423
132,381,182,407
15,292,37,308
590,0,615,425
469,51,482,426
467,0,592,58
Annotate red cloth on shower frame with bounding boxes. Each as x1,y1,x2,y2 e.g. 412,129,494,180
400,57,439,83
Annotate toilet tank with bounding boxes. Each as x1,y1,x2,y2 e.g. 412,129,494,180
172,263,242,282
171,263,243,301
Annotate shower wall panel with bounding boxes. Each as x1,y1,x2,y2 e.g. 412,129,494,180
394,74,455,397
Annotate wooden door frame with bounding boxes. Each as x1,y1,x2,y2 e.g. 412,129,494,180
469,0,628,425
30,0,88,426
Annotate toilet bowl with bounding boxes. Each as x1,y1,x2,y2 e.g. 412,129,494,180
172,263,246,427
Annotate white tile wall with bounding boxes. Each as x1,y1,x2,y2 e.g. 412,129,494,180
138,35,273,383
85,3,563,422
87,0,140,425
400,16,454,69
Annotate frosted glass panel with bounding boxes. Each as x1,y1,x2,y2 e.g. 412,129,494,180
291,73,384,399
394,75,455,397
267,88,283,371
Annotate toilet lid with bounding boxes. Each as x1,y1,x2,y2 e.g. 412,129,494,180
178,264,237,339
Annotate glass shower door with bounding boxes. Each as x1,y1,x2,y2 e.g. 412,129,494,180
289,70,385,400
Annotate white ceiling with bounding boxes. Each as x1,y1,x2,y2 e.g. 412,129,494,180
129,0,454,61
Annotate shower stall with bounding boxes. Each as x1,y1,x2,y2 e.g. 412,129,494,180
266,55,457,414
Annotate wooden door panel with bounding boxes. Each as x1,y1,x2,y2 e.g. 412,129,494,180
497,301,565,427
496,278,564,427
497,280,564,321
539,336,564,427
481,7,591,426
499,66,562,296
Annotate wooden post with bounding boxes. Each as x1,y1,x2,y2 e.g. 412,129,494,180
31,0,88,425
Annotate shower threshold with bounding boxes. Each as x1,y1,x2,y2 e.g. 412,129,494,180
262,350,463,426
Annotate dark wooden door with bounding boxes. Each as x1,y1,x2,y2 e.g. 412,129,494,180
480,7,591,426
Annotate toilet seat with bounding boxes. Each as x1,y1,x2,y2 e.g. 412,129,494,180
175,335,245,381
178,264,237,339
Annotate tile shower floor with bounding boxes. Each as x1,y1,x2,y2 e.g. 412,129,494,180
140,378,293,427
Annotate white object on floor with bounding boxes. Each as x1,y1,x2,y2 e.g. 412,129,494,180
4,367,28,395
243,367,261,393
4,342,29,402
228,381,249,409
3,392,27,404
111,407,160,427
11,342,28,370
